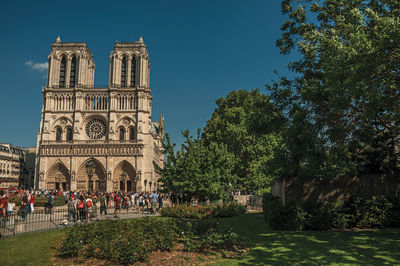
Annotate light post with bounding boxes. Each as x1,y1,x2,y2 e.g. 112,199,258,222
144,179,147,192
149,181,152,191
85,161,96,192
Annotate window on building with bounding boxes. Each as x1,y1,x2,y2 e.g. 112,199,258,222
121,57,126,87
129,127,135,141
130,57,136,87
70,56,77,87
56,127,62,141
59,56,66,88
119,127,125,141
66,127,73,141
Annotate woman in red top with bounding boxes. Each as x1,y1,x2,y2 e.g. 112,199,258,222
29,195,35,213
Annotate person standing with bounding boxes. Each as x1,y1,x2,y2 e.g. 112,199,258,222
29,194,35,214
20,195,29,221
151,191,158,214
158,193,164,211
114,193,122,218
47,193,54,214
99,193,107,216
138,193,144,214
0,192,6,217
77,195,85,222
7,197,15,218
67,196,77,222
85,195,93,222
130,193,135,210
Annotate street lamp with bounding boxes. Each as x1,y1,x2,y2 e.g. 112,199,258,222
144,179,147,192
86,161,96,192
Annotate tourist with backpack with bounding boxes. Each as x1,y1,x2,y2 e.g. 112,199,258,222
85,195,93,222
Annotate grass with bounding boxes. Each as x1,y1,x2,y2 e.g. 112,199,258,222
216,213,400,265
0,214,400,265
0,229,65,265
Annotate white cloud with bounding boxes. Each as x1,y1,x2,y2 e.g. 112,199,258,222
25,61,48,72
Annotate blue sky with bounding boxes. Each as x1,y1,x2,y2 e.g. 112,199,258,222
0,0,295,149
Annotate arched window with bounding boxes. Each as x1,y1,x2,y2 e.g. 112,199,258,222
66,127,73,141
121,57,126,87
130,57,136,87
59,56,66,88
70,56,77,87
129,127,135,141
119,127,125,141
56,127,62,141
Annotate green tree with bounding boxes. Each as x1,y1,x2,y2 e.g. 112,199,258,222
156,130,235,201
270,0,400,180
202,89,284,192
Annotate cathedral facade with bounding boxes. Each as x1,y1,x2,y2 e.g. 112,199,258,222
36,37,164,192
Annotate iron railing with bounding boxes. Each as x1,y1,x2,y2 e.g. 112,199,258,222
0,204,155,238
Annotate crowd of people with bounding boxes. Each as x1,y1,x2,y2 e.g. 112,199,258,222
0,189,178,223
65,190,166,222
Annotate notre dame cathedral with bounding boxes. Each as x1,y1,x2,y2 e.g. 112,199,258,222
35,36,164,192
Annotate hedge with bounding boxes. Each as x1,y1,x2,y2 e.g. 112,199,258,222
160,202,246,219
58,217,238,264
262,193,400,230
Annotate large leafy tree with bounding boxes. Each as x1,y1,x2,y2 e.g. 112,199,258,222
270,0,400,180
202,89,284,192
157,130,235,201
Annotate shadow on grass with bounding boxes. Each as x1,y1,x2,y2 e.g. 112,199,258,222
219,213,400,265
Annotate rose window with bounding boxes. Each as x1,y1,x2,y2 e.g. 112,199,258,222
86,119,107,139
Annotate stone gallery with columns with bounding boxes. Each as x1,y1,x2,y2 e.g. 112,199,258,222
35,37,164,192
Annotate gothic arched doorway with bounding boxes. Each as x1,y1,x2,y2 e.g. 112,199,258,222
77,158,107,192
113,160,136,192
47,162,71,190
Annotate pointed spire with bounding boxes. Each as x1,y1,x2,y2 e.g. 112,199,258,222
138,36,143,43
56,36,61,43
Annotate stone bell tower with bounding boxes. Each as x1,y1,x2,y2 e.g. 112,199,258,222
46,36,95,88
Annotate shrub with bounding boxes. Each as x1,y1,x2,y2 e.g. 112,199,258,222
160,202,245,219
262,193,282,223
59,216,238,264
213,202,246,218
303,201,350,230
268,201,306,230
59,217,178,264
263,194,400,231
177,219,239,252
345,195,393,228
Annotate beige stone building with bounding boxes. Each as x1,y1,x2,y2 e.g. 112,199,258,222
36,37,164,192
0,144,29,189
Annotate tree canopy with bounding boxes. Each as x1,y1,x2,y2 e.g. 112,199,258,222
270,0,400,180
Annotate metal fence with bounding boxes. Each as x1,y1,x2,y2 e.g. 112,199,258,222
0,205,154,238
0,196,263,238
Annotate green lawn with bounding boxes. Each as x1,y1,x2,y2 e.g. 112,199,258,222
216,213,400,265
0,229,64,266
0,214,399,265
